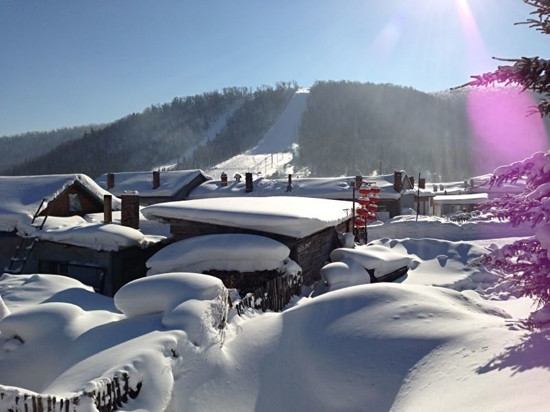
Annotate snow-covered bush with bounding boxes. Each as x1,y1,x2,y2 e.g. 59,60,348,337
114,273,229,346
479,151,550,320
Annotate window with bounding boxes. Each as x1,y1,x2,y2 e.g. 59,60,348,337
69,193,82,212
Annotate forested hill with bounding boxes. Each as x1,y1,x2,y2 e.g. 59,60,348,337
0,84,297,178
297,81,472,180
0,126,98,170
1,80,548,180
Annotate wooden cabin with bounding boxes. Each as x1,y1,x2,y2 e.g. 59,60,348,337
0,174,119,271
142,196,354,285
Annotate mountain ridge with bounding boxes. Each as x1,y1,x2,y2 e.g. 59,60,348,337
1,81,548,181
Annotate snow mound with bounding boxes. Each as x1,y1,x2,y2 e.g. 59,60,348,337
0,302,84,343
115,273,229,347
0,273,99,312
320,257,371,292
331,244,413,278
114,272,226,317
146,234,293,275
187,284,512,411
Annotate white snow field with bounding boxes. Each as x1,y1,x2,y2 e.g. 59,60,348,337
0,217,547,411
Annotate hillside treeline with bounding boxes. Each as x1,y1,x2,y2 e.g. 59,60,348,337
297,81,472,180
179,83,297,169
2,80,548,181
1,83,296,178
0,126,96,170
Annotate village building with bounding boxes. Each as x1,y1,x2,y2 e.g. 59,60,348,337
95,169,211,206
433,193,490,218
142,196,355,285
0,174,120,271
18,216,165,296
188,170,414,220
0,174,169,295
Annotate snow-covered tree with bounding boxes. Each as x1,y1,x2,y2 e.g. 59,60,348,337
468,1,550,324
460,0,550,116
479,152,550,310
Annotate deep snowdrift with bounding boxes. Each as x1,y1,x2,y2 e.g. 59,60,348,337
0,235,546,411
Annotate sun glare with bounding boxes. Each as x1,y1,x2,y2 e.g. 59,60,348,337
455,0,470,13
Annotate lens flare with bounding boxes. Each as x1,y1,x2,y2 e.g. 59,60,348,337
454,0,548,174
468,87,548,175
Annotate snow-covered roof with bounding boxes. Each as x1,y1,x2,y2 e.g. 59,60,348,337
429,174,525,195
433,193,489,205
142,196,354,238
146,234,297,275
0,174,119,233
95,170,211,198
18,216,163,252
189,174,404,201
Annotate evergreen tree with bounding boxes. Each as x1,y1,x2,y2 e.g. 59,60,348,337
470,0,550,326
460,0,549,116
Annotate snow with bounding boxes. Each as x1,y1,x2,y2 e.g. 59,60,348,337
0,222,546,410
2,151,550,409
205,89,309,178
142,196,354,238
367,214,536,241
95,169,211,198
190,174,403,200
433,192,488,204
146,233,296,275
330,244,414,278
16,215,160,251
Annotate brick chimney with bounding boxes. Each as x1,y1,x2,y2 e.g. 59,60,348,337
107,173,115,190
419,178,426,189
245,172,253,193
121,192,140,229
152,171,160,189
103,194,112,224
393,171,403,192
220,172,228,187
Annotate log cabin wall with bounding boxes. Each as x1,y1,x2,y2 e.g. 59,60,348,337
166,218,352,286
45,183,104,217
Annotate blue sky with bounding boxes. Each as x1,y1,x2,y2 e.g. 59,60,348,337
0,0,547,136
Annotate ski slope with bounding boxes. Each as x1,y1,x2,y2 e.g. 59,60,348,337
206,88,309,179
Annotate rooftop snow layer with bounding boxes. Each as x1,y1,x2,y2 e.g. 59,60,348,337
95,169,211,198
19,216,163,251
189,174,402,200
142,196,354,238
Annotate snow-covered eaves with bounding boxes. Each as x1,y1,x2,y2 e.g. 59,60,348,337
433,193,489,205
0,174,119,233
142,196,354,238
19,216,163,252
189,174,402,201
95,170,211,198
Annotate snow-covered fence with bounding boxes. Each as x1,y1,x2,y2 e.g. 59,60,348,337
235,272,302,313
0,372,141,412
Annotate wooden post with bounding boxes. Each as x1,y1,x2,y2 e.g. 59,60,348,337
107,173,115,190
220,172,228,187
104,194,112,224
152,170,160,189
245,173,253,193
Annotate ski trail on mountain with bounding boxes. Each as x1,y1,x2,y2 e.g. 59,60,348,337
207,89,309,178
